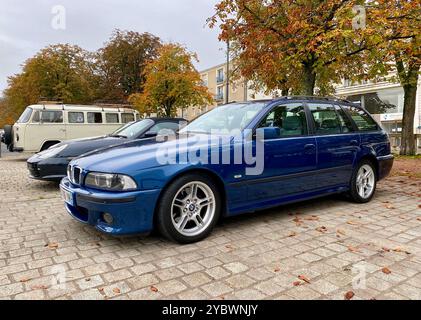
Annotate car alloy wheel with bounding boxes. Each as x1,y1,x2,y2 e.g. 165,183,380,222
356,164,375,199
170,181,216,237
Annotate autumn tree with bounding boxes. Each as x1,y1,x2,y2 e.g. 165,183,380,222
209,0,370,95
97,30,161,102
4,44,98,118
365,0,420,155
129,44,212,117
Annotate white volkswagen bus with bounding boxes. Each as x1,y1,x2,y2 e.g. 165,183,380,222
5,104,140,153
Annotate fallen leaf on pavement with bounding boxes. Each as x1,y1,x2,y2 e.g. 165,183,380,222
348,246,361,253
382,267,391,274
274,267,281,273
112,288,121,294
347,221,360,226
46,242,59,249
150,286,159,292
31,285,48,290
293,281,302,287
393,248,411,255
20,278,31,283
304,215,319,221
288,231,297,237
344,291,355,300
384,204,395,209
315,226,327,233
416,217,421,221
293,217,303,226
337,229,346,236
381,247,391,252
298,275,311,284
85,278,91,282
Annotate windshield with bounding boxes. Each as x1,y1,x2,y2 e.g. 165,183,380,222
180,102,267,134
17,107,33,123
111,119,153,138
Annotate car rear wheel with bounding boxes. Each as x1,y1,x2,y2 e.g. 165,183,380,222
3,125,13,146
156,174,221,243
348,160,377,203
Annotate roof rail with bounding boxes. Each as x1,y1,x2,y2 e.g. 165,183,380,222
279,95,352,104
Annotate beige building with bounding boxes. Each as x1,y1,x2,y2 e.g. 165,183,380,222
179,62,275,120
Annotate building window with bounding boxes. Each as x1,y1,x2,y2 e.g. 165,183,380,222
216,68,224,83
347,87,404,115
215,86,224,101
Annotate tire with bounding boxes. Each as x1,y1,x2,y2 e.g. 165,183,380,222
156,173,221,243
41,141,60,151
348,159,377,203
3,125,13,146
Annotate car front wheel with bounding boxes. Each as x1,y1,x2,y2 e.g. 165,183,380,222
348,160,377,203
156,174,221,243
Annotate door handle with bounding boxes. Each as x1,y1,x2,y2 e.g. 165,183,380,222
350,140,358,146
304,144,316,150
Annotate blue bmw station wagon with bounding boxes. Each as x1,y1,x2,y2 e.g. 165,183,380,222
60,97,394,243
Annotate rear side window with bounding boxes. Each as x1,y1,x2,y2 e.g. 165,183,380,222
35,111,63,123
106,113,119,123
308,104,341,135
121,113,135,123
335,105,354,133
68,112,84,124
87,112,103,124
258,103,308,137
344,106,379,131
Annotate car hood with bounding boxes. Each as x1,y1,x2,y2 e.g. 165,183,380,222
55,136,129,158
70,134,232,174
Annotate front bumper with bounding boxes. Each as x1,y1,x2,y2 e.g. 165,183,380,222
60,178,161,235
27,156,70,181
377,154,394,181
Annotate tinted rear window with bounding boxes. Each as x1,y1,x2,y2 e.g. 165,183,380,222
344,106,379,131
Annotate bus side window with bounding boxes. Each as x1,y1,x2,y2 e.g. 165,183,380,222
87,112,103,124
32,111,40,123
68,112,85,124
106,113,119,123
121,113,135,123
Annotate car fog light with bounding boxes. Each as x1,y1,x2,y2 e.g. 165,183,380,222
103,213,114,224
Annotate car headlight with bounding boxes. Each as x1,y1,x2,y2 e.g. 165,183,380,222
38,144,68,159
84,172,137,191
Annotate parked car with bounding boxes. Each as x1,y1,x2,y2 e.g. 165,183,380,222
60,97,394,243
27,117,187,181
3,104,140,153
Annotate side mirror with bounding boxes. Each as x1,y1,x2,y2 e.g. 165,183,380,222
143,132,158,138
256,127,280,140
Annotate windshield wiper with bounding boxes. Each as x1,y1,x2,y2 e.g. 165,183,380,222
110,134,128,138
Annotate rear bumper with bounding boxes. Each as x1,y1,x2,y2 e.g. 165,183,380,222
27,156,69,181
377,154,394,181
60,178,161,235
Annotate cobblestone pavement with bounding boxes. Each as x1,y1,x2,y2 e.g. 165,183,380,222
0,155,420,300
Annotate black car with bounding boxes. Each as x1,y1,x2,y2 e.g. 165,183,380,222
27,117,187,181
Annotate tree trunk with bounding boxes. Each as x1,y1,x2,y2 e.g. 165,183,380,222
400,84,417,155
301,62,316,96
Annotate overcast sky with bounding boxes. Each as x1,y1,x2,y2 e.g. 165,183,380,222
0,0,226,95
